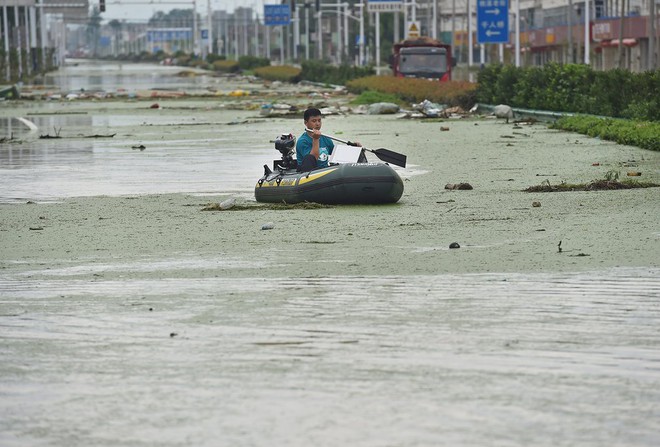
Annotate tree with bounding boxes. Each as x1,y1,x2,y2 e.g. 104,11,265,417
87,7,102,57
109,19,122,56
149,9,194,26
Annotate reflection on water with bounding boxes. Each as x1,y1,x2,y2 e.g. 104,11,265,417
1,60,271,202
0,136,265,202
0,113,269,202
38,59,215,94
1,267,659,446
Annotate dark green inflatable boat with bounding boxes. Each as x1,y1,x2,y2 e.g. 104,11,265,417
254,133,404,205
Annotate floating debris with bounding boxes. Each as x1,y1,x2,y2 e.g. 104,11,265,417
493,104,514,123
526,179,660,192
83,133,116,138
219,198,236,210
445,183,473,190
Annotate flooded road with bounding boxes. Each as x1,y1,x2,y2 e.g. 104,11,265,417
2,267,659,447
0,111,266,202
1,60,660,447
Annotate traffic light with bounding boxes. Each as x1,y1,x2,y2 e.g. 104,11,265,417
291,0,295,12
315,0,320,12
99,0,105,12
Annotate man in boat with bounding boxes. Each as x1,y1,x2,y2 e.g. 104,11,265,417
296,108,335,172
296,108,361,172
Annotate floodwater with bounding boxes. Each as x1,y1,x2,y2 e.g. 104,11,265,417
1,61,660,446
0,112,266,202
1,266,659,446
1,61,269,203
41,59,216,94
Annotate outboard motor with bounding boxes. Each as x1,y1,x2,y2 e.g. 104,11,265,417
274,133,297,170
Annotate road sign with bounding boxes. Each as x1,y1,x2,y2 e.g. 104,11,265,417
264,4,291,26
407,21,421,39
477,0,509,44
367,0,404,13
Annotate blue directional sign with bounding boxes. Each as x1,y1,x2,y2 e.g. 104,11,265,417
147,29,192,43
477,0,509,44
264,4,291,26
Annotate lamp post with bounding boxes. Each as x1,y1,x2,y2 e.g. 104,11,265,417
584,0,590,65
568,0,573,63
649,0,657,69
515,0,520,67
206,0,212,55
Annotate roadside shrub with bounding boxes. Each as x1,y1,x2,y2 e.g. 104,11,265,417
475,64,501,104
350,90,404,105
238,56,270,71
550,115,660,152
175,54,192,66
206,54,226,64
621,69,660,121
188,59,209,69
212,60,240,73
477,64,660,121
253,65,302,82
300,60,375,85
347,75,477,109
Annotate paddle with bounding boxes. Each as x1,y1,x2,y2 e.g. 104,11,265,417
304,128,407,168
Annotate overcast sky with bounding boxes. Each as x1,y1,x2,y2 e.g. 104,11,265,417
100,0,268,21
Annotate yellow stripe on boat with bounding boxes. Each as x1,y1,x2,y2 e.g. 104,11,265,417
297,168,338,185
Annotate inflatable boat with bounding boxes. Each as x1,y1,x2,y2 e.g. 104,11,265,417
254,133,404,205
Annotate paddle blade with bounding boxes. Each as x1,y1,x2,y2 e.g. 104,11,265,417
371,148,407,168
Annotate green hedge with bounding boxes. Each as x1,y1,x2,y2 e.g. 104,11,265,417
238,56,270,71
299,60,375,85
212,60,240,73
550,115,660,152
477,63,660,121
253,65,301,82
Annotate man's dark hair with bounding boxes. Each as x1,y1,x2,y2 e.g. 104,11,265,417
303,107,322,122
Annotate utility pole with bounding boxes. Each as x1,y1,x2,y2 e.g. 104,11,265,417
650,0,656,69
305,2,310,60
467,0,472,67
515,0,520,66
207,0,212,55
451,0,455,61
584,0,590,64
568,0,574,63
432,0,437,40
3,5,9,81
618,0,625,68
192,0,199,56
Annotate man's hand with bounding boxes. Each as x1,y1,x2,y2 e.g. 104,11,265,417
306,128,321,140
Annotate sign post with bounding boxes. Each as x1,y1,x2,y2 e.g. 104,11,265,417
367,0,403,13
264,4,291,26
367,1,404,73
476,0,509,44
264,5,291,64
